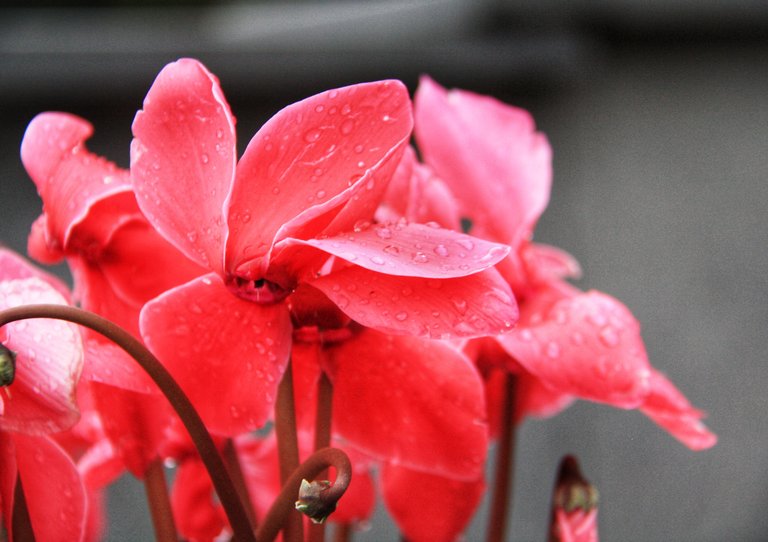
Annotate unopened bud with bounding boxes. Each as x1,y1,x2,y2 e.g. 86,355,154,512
0,344,17,387
295,478,335,524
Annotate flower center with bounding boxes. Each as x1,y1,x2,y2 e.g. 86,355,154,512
225,276,291,305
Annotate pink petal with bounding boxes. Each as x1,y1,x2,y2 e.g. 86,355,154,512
523,242,583,283
311,266,517,339
381,463,485,542
131,58,236,273
139,273,292,435
499,288,652,409
414,76,551,248
298,221,509,278
171,457,228,541
327,328,488,479
99,220,207,308
13,433,88,542
21,112,132,250
226,80,412,272
553,509,599,542
640,370,717,451
0,278,82,434
0,247,70,299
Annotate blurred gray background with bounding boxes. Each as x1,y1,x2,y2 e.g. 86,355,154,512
1,1,766,540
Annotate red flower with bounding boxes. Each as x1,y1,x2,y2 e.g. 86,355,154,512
411,77,716,450
0,248,89,541
130,58,517,436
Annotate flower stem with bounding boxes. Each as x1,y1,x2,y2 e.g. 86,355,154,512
333,523,352,542
0,305,256,542
12,473,35,541
486,371,518,542
309,371,334,542
223,438,258,530
258,447,351,542
275,358,302,542
144,459,177,542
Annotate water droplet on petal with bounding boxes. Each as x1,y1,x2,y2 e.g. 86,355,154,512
201,153,209,164
412,252,428,263
570,331,585,345
452,297,468,315
353,220,371,232
455,238,475,251
433,244,449,257
546,341,561,358
354,144,364,154
316,189,326,199
370,255,385,265
340,119,355,135
599,326,620,347
304,129,322,143
376,227,392,239
395,311,408,321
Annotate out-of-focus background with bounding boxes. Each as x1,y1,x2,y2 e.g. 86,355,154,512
2,1,766,540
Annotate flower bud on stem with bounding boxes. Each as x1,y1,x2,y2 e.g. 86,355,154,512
549,455,599,542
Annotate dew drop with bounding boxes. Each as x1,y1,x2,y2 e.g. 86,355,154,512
412,252,429,263
395,311,408,321
303,129,322,143
376,227,392,239
433,244,449,257
452,297,468,315
201,153,209,164
571,331,585,345
315,104,325,113
340,119,355,135
519,329,533,342
599,326,620,347
316,189,326,199
370,255,385,265
354,144,364,154
455,238,475,251
341,103,352,115
545,341,561,358
353,219,371,232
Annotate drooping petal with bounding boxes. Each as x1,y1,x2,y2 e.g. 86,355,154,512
523,242,582,284
381,463,485,542
640,370,717,451
0,247,70,299
171,456,228,542
99,220,207,308
139,273,292,435
326,329,488,479
20,112,132,250
14,433,88,542
414,76,552,249
498,288,652,409
226,80,412,273
311,266,517,339
131,58,236,274
297,221,509,278
0,278,82,434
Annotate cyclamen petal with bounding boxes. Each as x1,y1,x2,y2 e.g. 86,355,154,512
327,329,488,479
228,79,412,267
139,274,292,436
21,112,132,251
300,221,510,278
414,76,552,249
381,463,485,542
0,278,82,435
311,266,517,339
131,58,236,274
499,289,652,409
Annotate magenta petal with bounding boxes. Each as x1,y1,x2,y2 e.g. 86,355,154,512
131,58,236,273
499,289,652,409
414,76,551,248
299,221,509,278
226,80,412,269
381,463,485,542
640,370,717,450
14,433,87,542
311,266,517,338
21,112,132,250
139,274,292,435
328,329,488,479
0,278,82,434
0,247,70,299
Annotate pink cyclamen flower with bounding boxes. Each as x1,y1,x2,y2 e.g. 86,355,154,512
0,248,88,541
411,77,716,450
130,58,517,436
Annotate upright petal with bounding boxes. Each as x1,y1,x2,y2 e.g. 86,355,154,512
226,80,412,271
327,329,488,479
131,58,236,273
381,464,485,542
139,274,292,435
414,76,551,249
311,266,517,339
499,288,652,409
0,278,82,434
21,112,132,250
640,370,717,450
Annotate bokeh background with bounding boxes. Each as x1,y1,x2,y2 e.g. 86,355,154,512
2,1,767,540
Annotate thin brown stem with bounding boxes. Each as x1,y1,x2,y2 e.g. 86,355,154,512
144,459,177,542
12,474,35,542
309,371,334,542
0,305,256,542
275,358,302,542
333,523,352,542
486,371,518,542
258,447,351,542
223,439,258,530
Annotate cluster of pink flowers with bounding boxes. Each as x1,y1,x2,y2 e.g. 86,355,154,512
1,58,716,541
